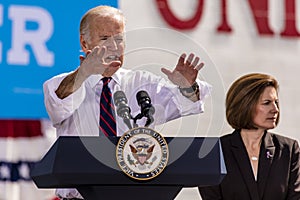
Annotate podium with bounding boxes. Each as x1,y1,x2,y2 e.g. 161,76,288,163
31,136,226,200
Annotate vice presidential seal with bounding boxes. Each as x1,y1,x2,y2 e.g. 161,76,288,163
116,127,169,180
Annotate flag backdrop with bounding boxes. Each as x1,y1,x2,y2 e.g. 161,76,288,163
0,120,57,199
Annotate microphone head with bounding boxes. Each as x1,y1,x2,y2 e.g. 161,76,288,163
113,91,133,129
136,90,151,105
113,91,131,119
136,90,155,116
114,90,128,105
135,90,155,126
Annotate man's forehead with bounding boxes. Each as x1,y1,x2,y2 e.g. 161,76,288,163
93,14,124,25
92,16,124,31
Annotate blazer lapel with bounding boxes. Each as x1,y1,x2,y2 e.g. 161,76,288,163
230,130,260,200
257,132,275,199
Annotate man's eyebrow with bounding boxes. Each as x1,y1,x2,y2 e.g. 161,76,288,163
99,34,123,37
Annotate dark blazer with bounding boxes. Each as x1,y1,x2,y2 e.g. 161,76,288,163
199,130,300,200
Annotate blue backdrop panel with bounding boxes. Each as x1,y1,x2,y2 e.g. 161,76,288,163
0,0,118,119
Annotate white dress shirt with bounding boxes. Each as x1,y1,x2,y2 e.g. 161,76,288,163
43,68,211,198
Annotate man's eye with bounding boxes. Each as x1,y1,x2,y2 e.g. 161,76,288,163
100,37,109,40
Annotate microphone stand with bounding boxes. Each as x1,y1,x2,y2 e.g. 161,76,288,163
132,113,154,127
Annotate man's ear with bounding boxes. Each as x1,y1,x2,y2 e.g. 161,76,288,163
80,35,88,51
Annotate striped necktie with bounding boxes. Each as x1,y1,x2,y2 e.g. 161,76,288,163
99,77,116,136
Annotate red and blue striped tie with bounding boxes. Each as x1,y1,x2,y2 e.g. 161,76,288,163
99,77,116,136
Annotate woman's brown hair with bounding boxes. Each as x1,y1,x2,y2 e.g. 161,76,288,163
226,73,280,129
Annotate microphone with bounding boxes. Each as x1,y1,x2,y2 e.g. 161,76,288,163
113,91,132,129
136,90,155,127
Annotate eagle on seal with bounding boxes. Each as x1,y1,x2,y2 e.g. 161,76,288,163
129,143,155,165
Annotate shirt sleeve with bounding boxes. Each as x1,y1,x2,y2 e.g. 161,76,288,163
156,78,211,123
128,70,212,125
55,188,84,199
43,73,86,126
175,79,211,115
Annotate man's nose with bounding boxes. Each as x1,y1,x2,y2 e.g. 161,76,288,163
106,37,118,50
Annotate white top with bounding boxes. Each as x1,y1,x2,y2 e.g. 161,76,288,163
43,68,211,198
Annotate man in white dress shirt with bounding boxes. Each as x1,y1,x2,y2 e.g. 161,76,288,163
43,5,211,200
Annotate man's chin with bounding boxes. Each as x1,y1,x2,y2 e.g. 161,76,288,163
102,66,121,77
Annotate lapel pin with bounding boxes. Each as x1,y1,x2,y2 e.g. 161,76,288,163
267,151,273,159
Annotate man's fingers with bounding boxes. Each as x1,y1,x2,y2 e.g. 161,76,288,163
108,61,122,68
86,50,92,56
186,53,194,65
177,53,187,67
79,55,85,64
161,67,172,76
195,62,204,71
191,56,200,67
98,46,107,61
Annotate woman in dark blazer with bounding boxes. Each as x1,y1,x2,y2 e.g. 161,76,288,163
199,73,300,200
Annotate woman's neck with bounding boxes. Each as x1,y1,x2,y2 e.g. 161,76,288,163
240,129,264,148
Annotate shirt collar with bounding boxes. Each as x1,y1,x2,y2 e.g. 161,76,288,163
86,68,126,88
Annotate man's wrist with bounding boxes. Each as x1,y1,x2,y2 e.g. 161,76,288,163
179,82,200,101
179,81,199,93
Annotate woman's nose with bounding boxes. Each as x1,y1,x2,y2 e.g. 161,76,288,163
271,102,279,113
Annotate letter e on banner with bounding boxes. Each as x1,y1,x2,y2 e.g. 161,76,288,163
7,5,54,66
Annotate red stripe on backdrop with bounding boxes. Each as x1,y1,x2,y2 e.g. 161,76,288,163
0,120,43,137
